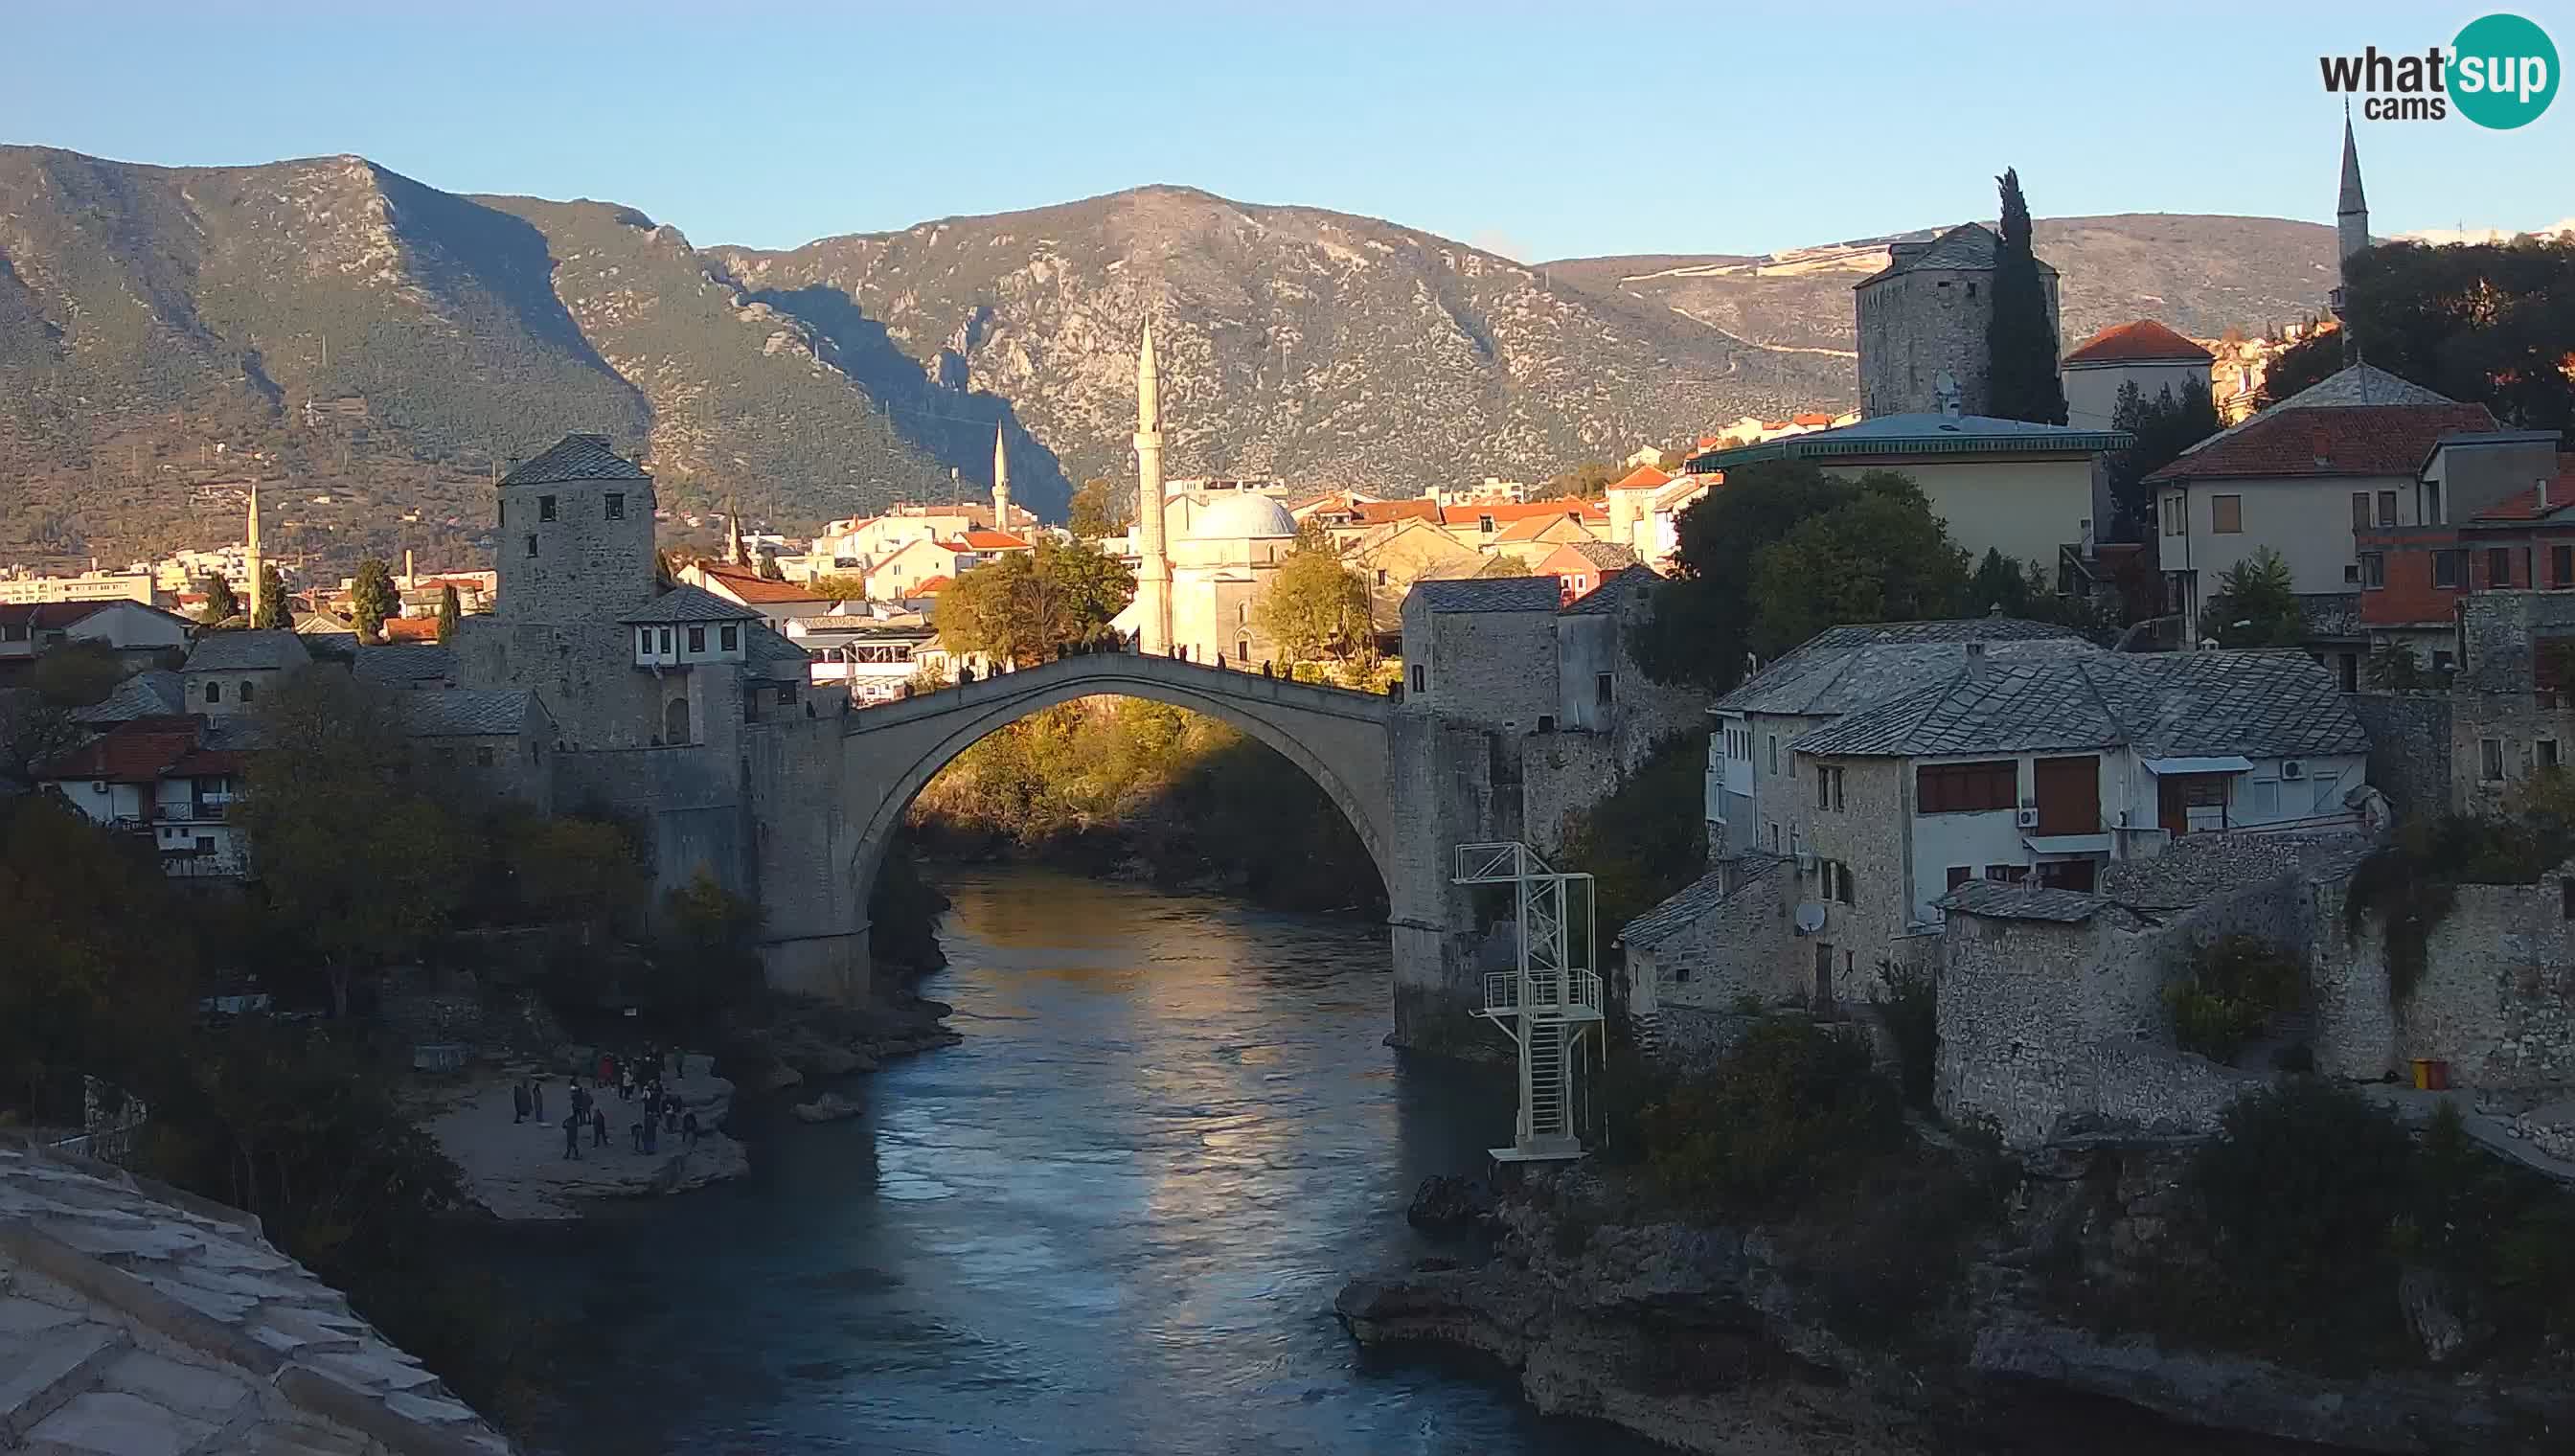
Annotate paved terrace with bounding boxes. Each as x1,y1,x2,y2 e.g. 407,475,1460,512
0,1137,511,1456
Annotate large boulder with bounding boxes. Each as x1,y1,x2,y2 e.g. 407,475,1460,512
1407,1173,1496,1235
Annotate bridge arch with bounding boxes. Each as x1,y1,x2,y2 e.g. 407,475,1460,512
838,654,1397,921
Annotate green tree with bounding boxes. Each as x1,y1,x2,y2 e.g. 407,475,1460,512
655,869,766,1023
2197,546,2304,647
1067,476,1132,539
1474,555,1533,577
1968,547,2033,616
1256,536,1372,666
350,557,398,643
1543,461,1623,499
938,540,1135,666
0,693,83,791
234,671,467,1016
199,572,240,626
807,573,871,602
1746,472,1971,657
2106,376,2220,538
1984,168,2068,424
2264,235,2575,428
434,583,461,644
1632,460,1859,688
758,553,786,581
0,796,197,1117
25,640,126,707
252,563,290,629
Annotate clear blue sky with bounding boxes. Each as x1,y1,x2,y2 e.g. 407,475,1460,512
6,1,2567,260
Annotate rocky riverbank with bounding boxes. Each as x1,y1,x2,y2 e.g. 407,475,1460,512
422,1055,749,1221
1335,1159,2575,1454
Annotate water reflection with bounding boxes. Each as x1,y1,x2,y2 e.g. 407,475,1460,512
495,868,1645,1455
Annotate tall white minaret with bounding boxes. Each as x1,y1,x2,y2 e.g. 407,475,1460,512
2335,108,2369,365
991,421,1013,532
1134,324,1174,654
242,481,264,626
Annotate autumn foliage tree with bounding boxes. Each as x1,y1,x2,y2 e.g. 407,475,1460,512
937,539,1136,667
1255,529,1372,666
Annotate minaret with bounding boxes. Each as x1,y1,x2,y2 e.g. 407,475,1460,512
242,481,264,626
990,422,1013,533
1133,324,1174,654
726,498,747,567
2335,108,2369,364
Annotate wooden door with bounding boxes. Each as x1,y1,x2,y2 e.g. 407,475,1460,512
2033,755,2101,834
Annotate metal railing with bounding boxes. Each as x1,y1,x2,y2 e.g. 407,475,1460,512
1482,968,1603,1016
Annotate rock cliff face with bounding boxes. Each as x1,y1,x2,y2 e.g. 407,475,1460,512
1336,1158,2575,1454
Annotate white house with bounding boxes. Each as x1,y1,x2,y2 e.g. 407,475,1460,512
2061,319,2216,431
34,716,251,880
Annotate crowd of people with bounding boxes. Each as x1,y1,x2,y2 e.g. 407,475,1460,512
509,1045,702,1161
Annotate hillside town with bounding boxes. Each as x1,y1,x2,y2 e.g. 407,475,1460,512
8,34,2575,1450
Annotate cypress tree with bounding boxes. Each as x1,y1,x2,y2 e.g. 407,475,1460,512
252,564,290,629
435,583,462,644
1985,169,2067,424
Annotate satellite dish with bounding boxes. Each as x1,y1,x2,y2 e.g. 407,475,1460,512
1793,903,1828,935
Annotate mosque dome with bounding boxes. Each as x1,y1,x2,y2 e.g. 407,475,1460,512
1186,492,1298,541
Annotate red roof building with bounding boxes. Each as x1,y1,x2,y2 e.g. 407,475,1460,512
2062,319,2215,367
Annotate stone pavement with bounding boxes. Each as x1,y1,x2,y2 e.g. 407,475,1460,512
419,1059,747,1222
0,1135,512,1456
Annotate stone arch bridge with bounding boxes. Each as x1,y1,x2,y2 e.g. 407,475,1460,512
752,652,1483,1053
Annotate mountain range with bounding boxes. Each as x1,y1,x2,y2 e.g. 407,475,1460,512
0,145,2343,570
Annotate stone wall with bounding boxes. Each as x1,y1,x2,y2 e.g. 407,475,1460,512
745,712,867,999
495,466,657,626
1518,730,1623,857
2450,692,2575,816
1410,606,1561,729
1798,755,1915,1000
2313,869,2575,1086
2346,692,2451,820
1629,857,1801,1020
552,739,750,907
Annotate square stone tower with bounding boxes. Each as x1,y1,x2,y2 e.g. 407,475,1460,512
494,433,658,626
1854,223,2060,418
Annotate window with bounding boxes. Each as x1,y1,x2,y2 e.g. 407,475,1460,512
1477,514,1495,534
1916,760,2017,813
538,494,557,522
605,491,625,520
1767,735,1779,774
195,835,215,853
2433,648,2456,674
1410,664,1425,694
1594,672,1614,708
2350,492,2372,531
776,685,796,706
2489,547,2513,588
2377,489,2398,528
1815,764,1844,810
2245,778,2280,817
688,626,706,652
2210,495,2243,534
525,534,538,558
1769,822,1780,852
2434,551,2460,588
1984,864,2027,884
1376,568,1387,586
2482,738,2506,782
2425,480,2443,525
638,627,654,655
1536,715,1556,733
1946,866,1973,890
497,500,505,527
2162,495,2183,536
238,680,254,702
475,745,496,768
720,625,739,651
2361,553,2385,588
659,627,673,653
1828,861,1855,904
2555,545,2573,588
2540,739,2561,770
204,681,220,704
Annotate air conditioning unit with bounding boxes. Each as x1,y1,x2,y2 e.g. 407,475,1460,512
2281,760,2307,781
2016,807,2040,828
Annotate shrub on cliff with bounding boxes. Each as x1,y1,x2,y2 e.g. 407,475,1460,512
2164,933,2299,1062
1639,1020,1902,1214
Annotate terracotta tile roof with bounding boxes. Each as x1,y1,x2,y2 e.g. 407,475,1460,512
958,530,1030,550
35,719,207,784
2470,456,2575,522
912,575,953,595
2063,319,2215,366
1608,465,1672,491
695,561,829,604
1438,498,1607,527
1791,411,1836,427
1352,499,1440,525
1493,512,1598,542
380,616,441,642
2146,403,2499,483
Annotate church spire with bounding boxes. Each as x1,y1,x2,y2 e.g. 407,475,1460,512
242,480,264,626
991,421,1013,531
2336,107,2369,364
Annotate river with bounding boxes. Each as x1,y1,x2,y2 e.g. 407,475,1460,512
493,868,1658,1456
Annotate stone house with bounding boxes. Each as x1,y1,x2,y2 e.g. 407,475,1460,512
1345,517,1483,634
176,629,311,717
2346,590,2575,820
2353,432,2571,667
397,689,555,811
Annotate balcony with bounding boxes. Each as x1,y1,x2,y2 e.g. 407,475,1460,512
1482,969,1605,1020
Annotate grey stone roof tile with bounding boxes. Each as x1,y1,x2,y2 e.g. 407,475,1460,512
1716,621,2094,717
1558,563,1654,614
1936,880,2107,922
499,433,646,486
616,584,760,625
181,630,311,673
397,690,542,739
350,645,455,687
1620,855,1786,948
1411,577,1564,613
76,671,185,724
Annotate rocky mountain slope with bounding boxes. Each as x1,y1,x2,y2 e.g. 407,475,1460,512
1545,215,2339,359
0,143,2341,571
